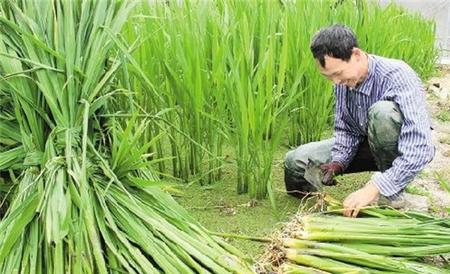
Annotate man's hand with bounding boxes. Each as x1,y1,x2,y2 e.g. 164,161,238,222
319,161,344,185
343,181,380,217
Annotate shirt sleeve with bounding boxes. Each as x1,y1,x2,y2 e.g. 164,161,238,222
331,87,365,169
372,66,435,199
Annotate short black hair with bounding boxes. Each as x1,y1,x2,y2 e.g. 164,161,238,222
310,24,358,68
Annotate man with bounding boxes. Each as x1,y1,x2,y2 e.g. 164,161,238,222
284,24,434,217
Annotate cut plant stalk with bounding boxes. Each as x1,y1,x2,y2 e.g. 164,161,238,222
280,263,332,274
285,249,369,274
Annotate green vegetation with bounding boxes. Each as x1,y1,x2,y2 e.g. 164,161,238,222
435,172,450,214
175,146,371,258
0,1,252,273
121,0,438,201
0,0,442,272
175,154,301,259
437,109,450,122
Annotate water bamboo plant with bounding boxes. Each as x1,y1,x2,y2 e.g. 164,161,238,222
0,1,253,272
121,0,438,201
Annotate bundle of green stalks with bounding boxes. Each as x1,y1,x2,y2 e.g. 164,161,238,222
283,239,447,274
0,0,253,273
279,204,450,273
298,215,450,252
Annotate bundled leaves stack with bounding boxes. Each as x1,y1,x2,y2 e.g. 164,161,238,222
0,0,253,273
280,202,450,274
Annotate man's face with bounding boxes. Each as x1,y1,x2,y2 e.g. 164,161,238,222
317,50,363,88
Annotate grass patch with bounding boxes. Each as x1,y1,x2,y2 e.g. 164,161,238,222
436,109,450,122
175,147,300,259
323,173,371,201
175,145,373,258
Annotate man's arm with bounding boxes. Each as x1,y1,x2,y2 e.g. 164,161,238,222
372,69,434,199
331,88,365,168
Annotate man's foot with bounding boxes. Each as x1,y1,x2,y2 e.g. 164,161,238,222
387,192,429,212
284,167,317,198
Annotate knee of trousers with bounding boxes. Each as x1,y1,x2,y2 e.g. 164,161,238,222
368,100,403,147
284,138,334,176
284,149,306,177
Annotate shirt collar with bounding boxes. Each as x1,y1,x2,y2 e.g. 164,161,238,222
353,54,375,95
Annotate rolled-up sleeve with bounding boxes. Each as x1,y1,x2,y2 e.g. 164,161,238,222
331,88,365,169
372,68,434,198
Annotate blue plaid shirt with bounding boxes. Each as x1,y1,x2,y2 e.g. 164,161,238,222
332,54,434,198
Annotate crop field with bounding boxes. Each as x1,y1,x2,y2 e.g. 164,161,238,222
0,0,448,273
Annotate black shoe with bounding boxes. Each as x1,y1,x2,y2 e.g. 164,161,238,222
284,167,316,198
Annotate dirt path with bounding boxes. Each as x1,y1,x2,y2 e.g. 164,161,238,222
410,66,450,214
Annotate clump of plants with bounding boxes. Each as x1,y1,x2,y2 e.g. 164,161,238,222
123,0,438,201
0,1,253,273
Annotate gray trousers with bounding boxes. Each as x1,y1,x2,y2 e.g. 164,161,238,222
284,101,403,196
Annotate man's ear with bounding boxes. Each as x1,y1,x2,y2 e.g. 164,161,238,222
352,48,362,60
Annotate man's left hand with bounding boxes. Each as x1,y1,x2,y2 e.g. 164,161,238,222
343,181,380,217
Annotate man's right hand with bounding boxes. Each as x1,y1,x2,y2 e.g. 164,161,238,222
319,161,344,185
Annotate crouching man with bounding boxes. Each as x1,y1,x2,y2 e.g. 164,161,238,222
284,24,434,217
